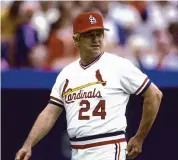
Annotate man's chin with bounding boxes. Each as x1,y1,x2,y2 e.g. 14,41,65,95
91,48,101,53
92,50,101,54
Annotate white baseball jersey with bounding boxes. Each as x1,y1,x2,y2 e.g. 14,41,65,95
49,52,151,150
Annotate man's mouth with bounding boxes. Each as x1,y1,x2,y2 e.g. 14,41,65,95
91,45,100,47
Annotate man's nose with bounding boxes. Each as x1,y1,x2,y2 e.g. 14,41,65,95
91,34,98,40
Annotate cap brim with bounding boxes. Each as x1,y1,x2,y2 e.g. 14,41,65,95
79,26,110,33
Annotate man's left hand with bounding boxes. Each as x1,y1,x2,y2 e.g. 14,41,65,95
126,136,143,159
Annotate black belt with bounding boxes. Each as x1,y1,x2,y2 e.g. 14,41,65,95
70,130,125,142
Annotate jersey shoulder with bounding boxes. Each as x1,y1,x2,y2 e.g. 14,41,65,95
62,59,80,72
103,52,132,66
55,59,80,79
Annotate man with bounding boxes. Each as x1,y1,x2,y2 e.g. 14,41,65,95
15,12,162,160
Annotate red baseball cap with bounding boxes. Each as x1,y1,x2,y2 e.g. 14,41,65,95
73,12,110,34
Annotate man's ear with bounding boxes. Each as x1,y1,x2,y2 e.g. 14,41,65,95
73,33,80,47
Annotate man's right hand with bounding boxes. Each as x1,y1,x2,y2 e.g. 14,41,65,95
15,147,32,160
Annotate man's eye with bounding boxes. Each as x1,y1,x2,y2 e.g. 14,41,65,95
96,33,102,37
83,34,91,37
86,34,92,37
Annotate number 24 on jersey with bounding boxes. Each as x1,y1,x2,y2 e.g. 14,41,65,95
78,100,106,120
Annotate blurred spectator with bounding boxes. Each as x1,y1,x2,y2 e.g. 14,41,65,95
14,7,39,68
153,26,178,70
130,2,154,45
168,22,178,49
1,1,23,66
47,3,79,70
45,18,65,69
109,1,141,45
128,1,148,22
1,1,22,41
29,44,48,70
127,24,178,71
31,1,59,43
149,1,178,29
125,35,157,70
72,1,95,13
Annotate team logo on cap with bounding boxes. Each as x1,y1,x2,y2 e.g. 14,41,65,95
89,15,97,24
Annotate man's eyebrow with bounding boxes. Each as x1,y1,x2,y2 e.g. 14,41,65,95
81,31,91,35
84,31,93,34
81,30,104,36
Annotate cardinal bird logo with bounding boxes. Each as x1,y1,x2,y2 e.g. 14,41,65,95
95,69,106,86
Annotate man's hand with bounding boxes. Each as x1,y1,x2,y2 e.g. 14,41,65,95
126,136,143,159
15,147,32,160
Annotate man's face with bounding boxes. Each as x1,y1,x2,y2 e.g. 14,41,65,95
78,29,104,54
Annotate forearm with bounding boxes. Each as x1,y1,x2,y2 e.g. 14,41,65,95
23,105,62,148
135,93,162,141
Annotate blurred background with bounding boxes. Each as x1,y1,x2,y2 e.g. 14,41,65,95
1,0,178,70
1,1,178,160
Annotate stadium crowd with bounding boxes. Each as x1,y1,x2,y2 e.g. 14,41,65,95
1,1,178,71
